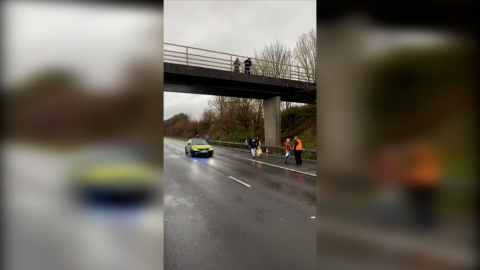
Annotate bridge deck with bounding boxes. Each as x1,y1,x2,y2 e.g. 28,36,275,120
164,63,316,103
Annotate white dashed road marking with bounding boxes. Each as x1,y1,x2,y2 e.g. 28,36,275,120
228,176,252,188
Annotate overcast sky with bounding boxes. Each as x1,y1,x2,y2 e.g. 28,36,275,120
3,1,161,90
164,0,316,120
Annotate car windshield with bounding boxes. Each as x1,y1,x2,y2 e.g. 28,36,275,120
192,139,208,145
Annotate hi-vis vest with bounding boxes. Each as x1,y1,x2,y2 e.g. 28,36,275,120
408,148,439,187
295,139,302,151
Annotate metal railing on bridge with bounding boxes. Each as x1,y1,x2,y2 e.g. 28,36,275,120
164,43,315,83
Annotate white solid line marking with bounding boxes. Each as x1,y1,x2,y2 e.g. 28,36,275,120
219,153,316,177
311,216,316,219
228,176,252,188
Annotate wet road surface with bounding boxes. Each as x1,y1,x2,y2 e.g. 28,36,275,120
165,139,476,270
211,145,317,176
164,138,316,270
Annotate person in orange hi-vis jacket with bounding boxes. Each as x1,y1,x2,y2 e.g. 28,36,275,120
403,139,441,231
294,136,302,165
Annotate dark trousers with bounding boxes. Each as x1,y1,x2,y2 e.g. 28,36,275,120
294,150,302,165
406,185,437,230
245,68,250,74
234,67,239,72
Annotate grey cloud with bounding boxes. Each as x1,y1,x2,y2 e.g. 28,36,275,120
164,92,212,120
165,1,315,56
4,1,160,87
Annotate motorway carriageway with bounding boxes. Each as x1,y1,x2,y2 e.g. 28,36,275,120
164,138,316,270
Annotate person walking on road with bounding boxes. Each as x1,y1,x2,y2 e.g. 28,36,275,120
244,58,252,74
205,134,210,144
233,58,240,72
285,138,291,164
294,136,302,165
247,134,258,159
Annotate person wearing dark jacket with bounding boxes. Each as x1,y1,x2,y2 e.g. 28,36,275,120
247,135,258,159
244,58,252,74
294,136,303,165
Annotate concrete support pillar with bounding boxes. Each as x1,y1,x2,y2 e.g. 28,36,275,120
317,17,371,176
263,96,281,147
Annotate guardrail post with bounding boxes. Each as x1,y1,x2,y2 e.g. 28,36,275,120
186,47,189,66
297,66,300,81
230,55,233,71
289,65,292,80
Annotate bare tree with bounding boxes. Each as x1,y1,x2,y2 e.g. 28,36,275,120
208,96,228,119
252,39,292,79
293,29,316,83
252,39,294,110
253,99,263,132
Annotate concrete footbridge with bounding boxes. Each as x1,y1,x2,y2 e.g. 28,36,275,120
164,43,316,146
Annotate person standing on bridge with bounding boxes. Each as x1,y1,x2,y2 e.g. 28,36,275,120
247,134,258,159
244,58,252,74
285,138,291,164
233,58,240,72
294,136,302,166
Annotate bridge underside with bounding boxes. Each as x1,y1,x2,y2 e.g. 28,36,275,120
164,63,315,104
